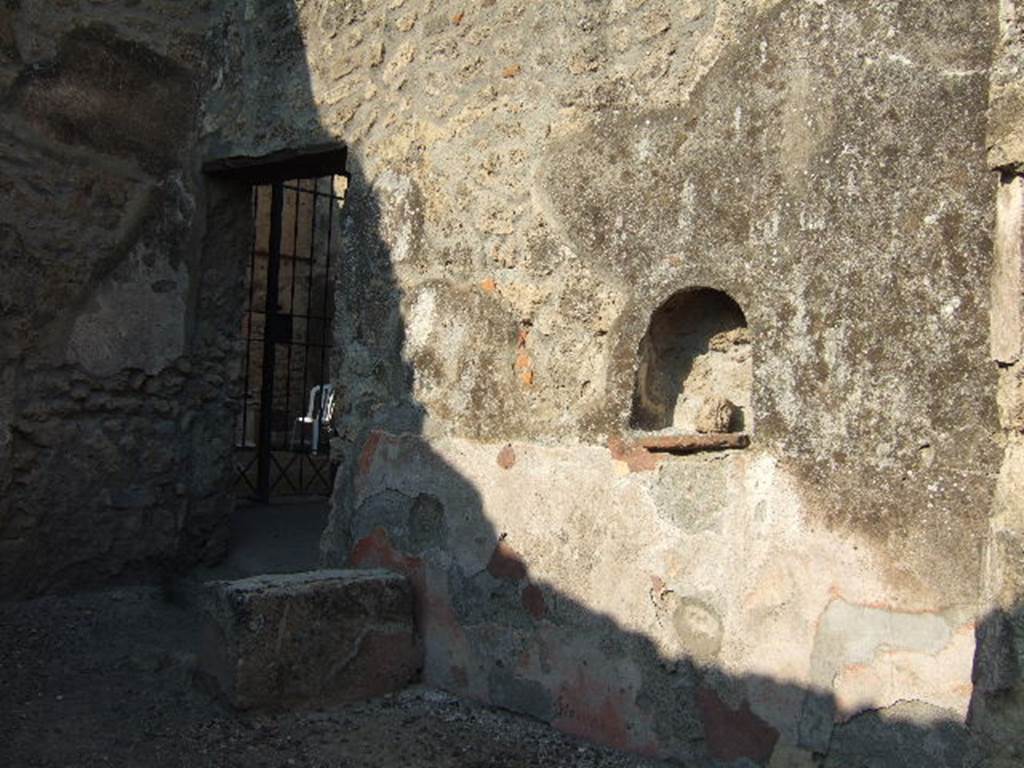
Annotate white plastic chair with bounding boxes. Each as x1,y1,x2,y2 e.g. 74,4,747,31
293,384,335,453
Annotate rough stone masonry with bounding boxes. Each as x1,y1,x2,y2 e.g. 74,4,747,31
5,0,1024,765
0,0,240,595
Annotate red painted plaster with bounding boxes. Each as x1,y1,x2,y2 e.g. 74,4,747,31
487,539,529,581
521,583,546,618
697,686,779,763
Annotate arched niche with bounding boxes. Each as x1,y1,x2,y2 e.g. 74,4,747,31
630,288,752,433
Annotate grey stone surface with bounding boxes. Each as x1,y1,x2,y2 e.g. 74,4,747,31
0,0,241,598
198,569,421,710
695,397,738,435
990,0,1024,170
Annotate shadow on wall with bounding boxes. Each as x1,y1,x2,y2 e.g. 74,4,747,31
201,1,1022,764
325,152,1024,767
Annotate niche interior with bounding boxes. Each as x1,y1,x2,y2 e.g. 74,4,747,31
630,288,752,435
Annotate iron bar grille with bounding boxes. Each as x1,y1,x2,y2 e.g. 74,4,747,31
234,175,346,500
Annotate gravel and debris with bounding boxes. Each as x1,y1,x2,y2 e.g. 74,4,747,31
0,586,673,768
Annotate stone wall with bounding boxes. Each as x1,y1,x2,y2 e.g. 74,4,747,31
0,0,243,596
970,2,1024,764
0,0,1008,763
201,0,1008,762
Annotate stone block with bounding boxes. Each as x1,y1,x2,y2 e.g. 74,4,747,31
695,396,738,434
991,174,1024,364
198,569,420,710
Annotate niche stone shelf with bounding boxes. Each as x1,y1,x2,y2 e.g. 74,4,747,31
633,432,750,455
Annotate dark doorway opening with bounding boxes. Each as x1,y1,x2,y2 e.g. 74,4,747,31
205,147,347,502
234,176,347,499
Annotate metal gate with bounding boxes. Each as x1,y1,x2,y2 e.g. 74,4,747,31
234,175,346,500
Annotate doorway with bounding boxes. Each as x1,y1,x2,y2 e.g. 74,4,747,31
233,174,347,500
203,146,349,503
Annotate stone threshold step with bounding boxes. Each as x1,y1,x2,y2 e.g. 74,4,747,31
198,569,420,710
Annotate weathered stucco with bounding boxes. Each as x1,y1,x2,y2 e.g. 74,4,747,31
4,0,1024,764
197,0,1012,762
0,0,245,596
341,431,979,761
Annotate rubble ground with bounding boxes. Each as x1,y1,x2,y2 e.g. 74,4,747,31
0,585,672,768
